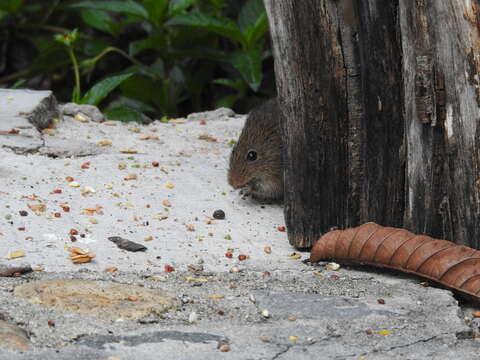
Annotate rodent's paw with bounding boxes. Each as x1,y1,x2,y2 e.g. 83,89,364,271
240,183,283,203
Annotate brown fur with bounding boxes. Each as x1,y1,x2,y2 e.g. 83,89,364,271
228,99,284,201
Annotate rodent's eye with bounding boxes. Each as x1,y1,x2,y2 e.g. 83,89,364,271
247,150,257,162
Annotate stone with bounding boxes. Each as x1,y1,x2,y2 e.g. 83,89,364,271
14,280,178,320
186,107,236,122
39,137,104,157
0,89,59,154
0,320,32,351
61,103,105,123
0,89,58,131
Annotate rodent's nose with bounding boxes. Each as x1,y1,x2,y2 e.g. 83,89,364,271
228,173,247,189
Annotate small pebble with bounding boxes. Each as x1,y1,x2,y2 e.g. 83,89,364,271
213,209,225,220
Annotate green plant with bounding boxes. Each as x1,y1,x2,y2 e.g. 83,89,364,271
0,0,274,121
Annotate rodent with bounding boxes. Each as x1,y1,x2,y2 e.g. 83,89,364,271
228,98,284,201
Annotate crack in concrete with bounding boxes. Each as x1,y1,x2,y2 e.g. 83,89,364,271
271,345,291,360
343,332,452,358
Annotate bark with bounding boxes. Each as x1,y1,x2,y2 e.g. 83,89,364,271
265,0,480,248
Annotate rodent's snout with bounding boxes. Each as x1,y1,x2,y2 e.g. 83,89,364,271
228,173,248,189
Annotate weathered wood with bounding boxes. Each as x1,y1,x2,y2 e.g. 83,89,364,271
265,0,480,248
265,0,350,248
401,1,480,247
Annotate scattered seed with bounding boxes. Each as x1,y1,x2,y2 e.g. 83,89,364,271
120,149,138,154
188,311,198,323
229,265,241,273
152,161,159,167
377,298,386,304
162,200,171,207
289,336,299,342
263,247,272,254
47,320,55,327
260,336,270,342
225,252,233,259
366,329,373,335
238,254,247,261
6,251,25,259
51,189,62,194
218,344,230,352
98,140,112,146
19,210,28,216
325,262,340,271
261,309,270,318
54,212,61,218
164,265,175,272
277,226,286,232
61,205,70,212
378,330,390,335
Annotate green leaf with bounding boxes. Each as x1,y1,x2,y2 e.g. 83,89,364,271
243,13,268,47
80,73,133,105
215,94,240,109
11,79,27,89
142,0,168,24
105,105,148,123
213,78,245,92
228,47,262,91
80,9,116,35
129,34,165,56
70,0,149,19
167,12,245,44
108,96,157,113
168,0,196,17
238,0,268,47
238,0,265,32
0,0,23,13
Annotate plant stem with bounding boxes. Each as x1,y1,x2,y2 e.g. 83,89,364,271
85,47,145,69
67,47,81,103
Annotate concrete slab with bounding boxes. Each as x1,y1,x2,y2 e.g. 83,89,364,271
0,90,479,359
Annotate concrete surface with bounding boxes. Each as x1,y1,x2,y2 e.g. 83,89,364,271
0,89,480,359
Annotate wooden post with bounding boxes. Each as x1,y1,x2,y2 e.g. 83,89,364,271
265,0,480,248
